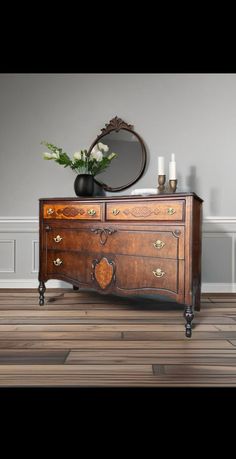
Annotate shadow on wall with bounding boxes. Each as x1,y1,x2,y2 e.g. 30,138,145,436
185,166,221,215
185,165,198,192
177,166,233,290
176,166,198,194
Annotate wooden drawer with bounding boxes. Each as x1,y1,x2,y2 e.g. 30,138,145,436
46,250,92,284
45,226,184,259
46,250,184,295
106,200,185,221
115,255,183,294
43,203,101,220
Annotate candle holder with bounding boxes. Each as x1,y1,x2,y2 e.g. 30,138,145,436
157,174,166,193
169,179,178,193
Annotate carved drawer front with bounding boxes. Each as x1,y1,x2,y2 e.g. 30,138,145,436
115,255,183,294
45,227,184,259
106,200,184,221
90,228,183,259
112,228,184,259
45,227,117,253
46,250,92,284
43,203,101,220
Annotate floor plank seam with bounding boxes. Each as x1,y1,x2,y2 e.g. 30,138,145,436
1,289,236,385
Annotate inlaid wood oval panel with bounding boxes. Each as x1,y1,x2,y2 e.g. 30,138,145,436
93,257,115,289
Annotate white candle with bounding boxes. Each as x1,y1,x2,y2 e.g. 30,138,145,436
158,156,165,175
169,154,176,180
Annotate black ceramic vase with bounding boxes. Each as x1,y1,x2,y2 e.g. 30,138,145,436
74,174,94,197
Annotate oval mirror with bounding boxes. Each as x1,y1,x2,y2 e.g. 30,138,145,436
88,117,147,192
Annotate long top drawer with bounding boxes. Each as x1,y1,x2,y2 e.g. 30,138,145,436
106,200,185,221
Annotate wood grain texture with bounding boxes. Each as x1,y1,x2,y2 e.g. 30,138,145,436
0,289,236,386
45,227,184,259
39,194,202,333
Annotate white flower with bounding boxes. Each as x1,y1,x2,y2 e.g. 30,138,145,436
73,151,82,160
90,149,103,162
43,152,53,159
98,142,109,152
52,151,60,159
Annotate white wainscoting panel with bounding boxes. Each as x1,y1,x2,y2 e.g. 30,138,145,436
202,217,236,292
32,240,39,273
0,217,71,289
0,240,16,273
0,216,236,292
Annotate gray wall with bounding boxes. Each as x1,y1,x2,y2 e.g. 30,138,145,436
1,73,236,217
0,74,236,291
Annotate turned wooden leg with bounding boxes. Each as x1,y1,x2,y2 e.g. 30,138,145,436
39,281,46,306
73,285,79,291
184,305,194,338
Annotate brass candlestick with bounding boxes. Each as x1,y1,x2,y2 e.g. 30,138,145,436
169,179,177,193
158,174,166,193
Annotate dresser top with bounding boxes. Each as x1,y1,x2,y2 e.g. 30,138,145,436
39,192,203,202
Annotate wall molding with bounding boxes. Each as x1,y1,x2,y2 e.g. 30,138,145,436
202,283,236,293
1,215,236,224
0,279,72,288
203,217,236,232
1,216,236,230
0,217,38,233
0,280,235,293
32,240,39,273
0,217,38,223
1,216,236,292
0,239,16,273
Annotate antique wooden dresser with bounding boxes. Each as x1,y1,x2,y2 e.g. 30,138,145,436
38,193,203,337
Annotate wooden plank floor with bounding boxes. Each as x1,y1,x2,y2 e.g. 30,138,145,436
0,288,236,386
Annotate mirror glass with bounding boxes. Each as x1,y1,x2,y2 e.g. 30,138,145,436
88,117,146,192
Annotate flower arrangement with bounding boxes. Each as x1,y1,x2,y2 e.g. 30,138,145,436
42,141,117,176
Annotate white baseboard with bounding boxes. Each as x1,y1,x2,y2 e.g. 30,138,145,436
0,279,235,293
0,279,72,288
202,283,236,293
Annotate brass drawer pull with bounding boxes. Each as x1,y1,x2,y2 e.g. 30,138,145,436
53,235,63,243
112,209,120,216
167,207,176,215
153,268,165,278
53,258,63,266
87,209,96,216
47,208,54,215
153,240,165,249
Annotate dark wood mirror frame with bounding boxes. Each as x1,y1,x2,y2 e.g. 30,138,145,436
88,116,147,192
